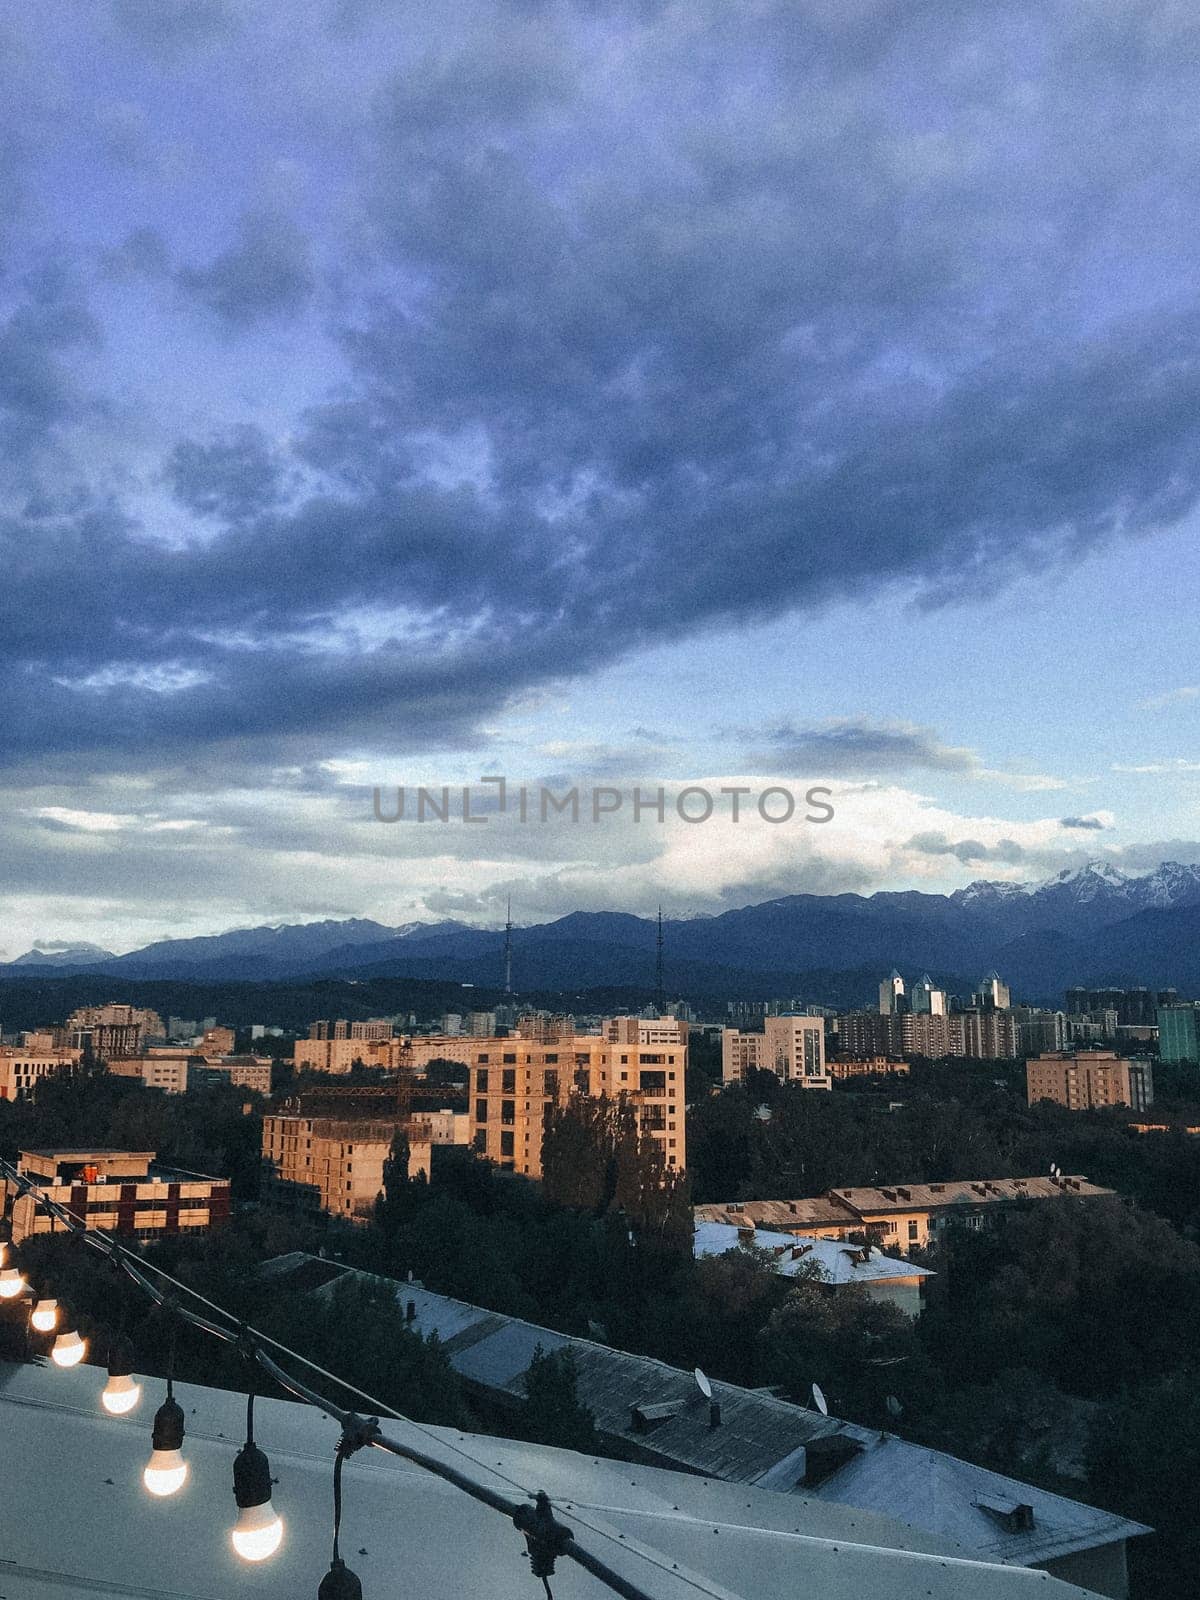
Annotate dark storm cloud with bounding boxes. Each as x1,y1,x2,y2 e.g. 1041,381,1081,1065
177,212,314,326
6,1,1200,769
749,719,978,776
0,266,100,470
167,425,287,522
1061,815,1108,830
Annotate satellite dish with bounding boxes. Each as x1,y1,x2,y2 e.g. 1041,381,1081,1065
811,1382,829,1416
695,1367,713,1400
886,1394,903,1419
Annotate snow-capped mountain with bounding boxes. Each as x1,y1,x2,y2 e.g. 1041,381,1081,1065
10,941,116,967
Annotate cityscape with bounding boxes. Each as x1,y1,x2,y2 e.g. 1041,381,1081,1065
4,7,1200,1600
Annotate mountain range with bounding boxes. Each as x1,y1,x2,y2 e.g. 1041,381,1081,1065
5,861,1200,1004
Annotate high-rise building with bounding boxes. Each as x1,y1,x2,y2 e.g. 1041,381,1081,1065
959,1008,1020,1059
1026,1050,1154,1113
1012,1007,1068,1056
262,1115,400,1220
835,1011,901,1059
910,974,947,1016
65,1004,165,1058
722,1016,830,1089
1065,987,1177,1027
1158,1002,1200,1063
470,1017,688,1176
973,972,1011,1011
900,1011,963,1058
878,971,906,1015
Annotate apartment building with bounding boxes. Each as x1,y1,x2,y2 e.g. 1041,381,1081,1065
0,1045,81,1101
1026,1050,1155,1113
721,1015,830,1089
470,1016,687,1176
292,1035,397,1073
5,1147,230,1245
696,1173,1114,1252
262,1114,398,1220
308,1017,396,1041
65,1003,165,1058
1158,1002,1200,1063
829,1056,909,1080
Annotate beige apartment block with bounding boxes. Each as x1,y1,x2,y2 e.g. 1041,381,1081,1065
469,1017,687,1177
0,1046,81,1102
721,1015,830,1089
262,1114,399,1220
1027,1050,1154,1113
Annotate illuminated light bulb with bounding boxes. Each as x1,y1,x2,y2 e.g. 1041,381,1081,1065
52,1327,87,1367
102,1334,141,1415
144,1395,187,1497
144,1448,188,1497
0,1266,27,1299
231,1500,284,1562
30,1297,58,1333
231,1440,282,1562
103,1372,142,1415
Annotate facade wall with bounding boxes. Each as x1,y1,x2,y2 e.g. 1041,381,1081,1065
262,1114,396,1220
469,1026,686,1176
0,1049,80,1101
1027,1051,1154,1112
723,1017,830,1088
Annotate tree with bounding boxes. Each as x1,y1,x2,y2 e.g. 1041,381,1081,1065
757,1282,935,1425
521,1345,597,1452
1089,1375,1200,1600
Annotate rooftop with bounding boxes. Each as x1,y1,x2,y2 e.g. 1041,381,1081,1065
693,1222,934,1285
0,1361,1104,1600
828,1178,1114,1213
693,1197,857,1230
261,1253,1147,1573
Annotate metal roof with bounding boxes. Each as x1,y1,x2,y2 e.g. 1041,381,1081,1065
693,1197,858,1229
262,1254,1148,1572
0,1362,1105,1600
693,1222,935,1285
827,1177,1114,1213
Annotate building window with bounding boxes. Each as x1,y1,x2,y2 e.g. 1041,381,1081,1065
907,1220,919,1243
475,1099,488,1123
500,1132,515,1157
476,1069,489,1092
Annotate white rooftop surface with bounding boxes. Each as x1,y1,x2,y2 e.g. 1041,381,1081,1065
693,1222,935,1283
0,1360,1100,1600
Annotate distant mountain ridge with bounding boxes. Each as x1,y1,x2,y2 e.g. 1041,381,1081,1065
7,861,1200,1003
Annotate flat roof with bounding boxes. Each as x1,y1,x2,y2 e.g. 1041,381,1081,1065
18,1148,156,1161
828,1177,1114,1213
0,1361,1108,1600
694,1197,858,1228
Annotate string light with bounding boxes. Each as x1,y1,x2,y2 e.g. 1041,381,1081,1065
230,1378,283,1562
102,1334,142,1415
0,1265,27,1299
30,1297,59,1333
0,1155,657,1600
51,1324,87,1368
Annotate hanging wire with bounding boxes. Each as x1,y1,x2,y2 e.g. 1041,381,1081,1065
0,1154,674,1600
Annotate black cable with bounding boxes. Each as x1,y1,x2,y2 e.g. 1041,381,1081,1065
1,1155,663,1600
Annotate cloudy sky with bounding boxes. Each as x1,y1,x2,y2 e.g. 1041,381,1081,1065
3,0,1200,954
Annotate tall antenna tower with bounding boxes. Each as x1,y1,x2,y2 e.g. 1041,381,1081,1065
655,905,665,1016
504,896,513,995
